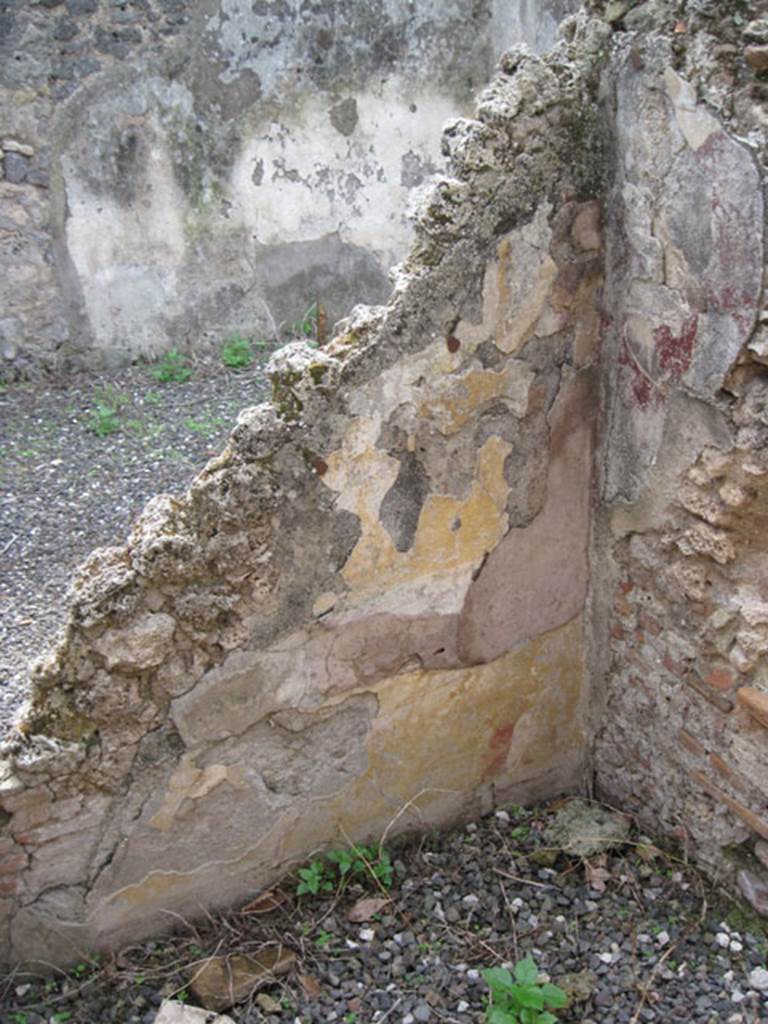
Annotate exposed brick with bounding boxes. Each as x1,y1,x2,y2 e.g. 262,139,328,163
703,666,736,692
619,579,634,594
678,729,706,757
662,653,685,677
708,753,753,797
683,673,735,713
638,612,662,636
611,623,626,641
690,770,768,842
736,687,768,728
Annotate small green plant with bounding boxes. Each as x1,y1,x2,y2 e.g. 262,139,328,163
10,1012,28,1024
297,859,334,896
221,333,254,369
296,843,394,897
185,414,226,436
327,843,394,889
176,990,189,1004
51,1014,72,1023
87,388,122,437
314,930,333,948
151,349,193,384
483,957,567,1024
293,302,318,340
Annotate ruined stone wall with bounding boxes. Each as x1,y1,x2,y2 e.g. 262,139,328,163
0,9,608,964
0,0,578,377
591,0,768,912
1,0,767,969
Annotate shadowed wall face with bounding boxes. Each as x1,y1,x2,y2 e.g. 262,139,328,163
0,0,578,375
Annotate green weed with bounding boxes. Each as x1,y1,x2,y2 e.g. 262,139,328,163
151,349,193,384
221,333,254,369
185,414,225,436
297,859,334,896
483,957,568,1024
296,843,394,897
292,301,318,341
87,388,125,437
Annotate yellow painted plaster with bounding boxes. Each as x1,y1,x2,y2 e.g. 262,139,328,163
92,617,585,933
325,434,511,593
455,208,557,357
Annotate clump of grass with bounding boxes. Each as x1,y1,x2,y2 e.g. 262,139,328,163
87,386,126,437
221,333,254,369
151,349,193,384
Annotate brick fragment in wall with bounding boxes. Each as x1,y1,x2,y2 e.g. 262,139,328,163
690,771,768,843
736,687,768,729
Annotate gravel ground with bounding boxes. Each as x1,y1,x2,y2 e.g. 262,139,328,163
0,353,274,736
1,801,766,1024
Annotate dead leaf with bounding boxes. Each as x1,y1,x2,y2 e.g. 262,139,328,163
241,888,289,914
584,855,611,893
346,897,391,922
674,20,686,32
189,946,296,1011
347,997,363,1014
256,992,282,1014
298,973,323,999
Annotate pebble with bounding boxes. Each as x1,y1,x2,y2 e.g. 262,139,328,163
748,966,768,991
2,139,35,156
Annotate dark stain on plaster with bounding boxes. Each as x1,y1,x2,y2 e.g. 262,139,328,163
330,96,358,136
476,341,505,369
256,233,391,335
400,149,437,188
380,453,430,553
330,508,363,571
